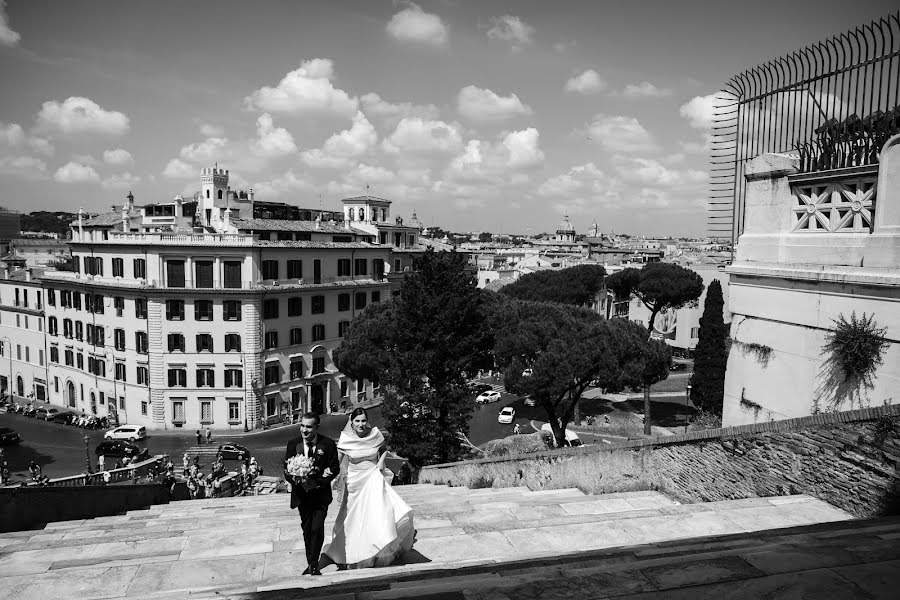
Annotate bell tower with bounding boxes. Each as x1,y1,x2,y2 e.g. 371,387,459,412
199,165,229,225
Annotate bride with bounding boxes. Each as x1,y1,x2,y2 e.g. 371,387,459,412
321,407,415,570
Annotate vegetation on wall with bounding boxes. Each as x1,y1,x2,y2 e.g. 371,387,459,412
817,312,890,411
733,340,774,367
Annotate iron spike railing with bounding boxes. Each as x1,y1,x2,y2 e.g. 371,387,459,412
709,12,900,242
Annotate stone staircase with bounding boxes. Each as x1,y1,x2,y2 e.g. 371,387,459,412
0,484,888,599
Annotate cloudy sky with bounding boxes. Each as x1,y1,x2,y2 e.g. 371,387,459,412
0,0,893,236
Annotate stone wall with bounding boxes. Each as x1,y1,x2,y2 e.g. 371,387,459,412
419,404,900,518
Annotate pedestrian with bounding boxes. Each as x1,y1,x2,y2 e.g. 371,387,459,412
196,430,202,445
216,445,223,462
182,452,189,476
187,477,198,500
114,459,123,470
513,423,520,435
98,454,105,471
29,461,41,482
205,427,211,445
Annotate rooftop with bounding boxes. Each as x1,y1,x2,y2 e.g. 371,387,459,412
233,218,349,234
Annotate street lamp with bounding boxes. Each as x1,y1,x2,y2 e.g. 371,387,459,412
83,434,92,475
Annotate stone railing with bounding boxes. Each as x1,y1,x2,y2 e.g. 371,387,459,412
36,455,165,488
419,403,900,518
72,232,256,246
789,165,878,233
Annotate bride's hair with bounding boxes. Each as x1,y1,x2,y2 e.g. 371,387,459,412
350,407,368,421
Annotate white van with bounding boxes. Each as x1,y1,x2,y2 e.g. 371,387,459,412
104,425,147,442
540,423,582,447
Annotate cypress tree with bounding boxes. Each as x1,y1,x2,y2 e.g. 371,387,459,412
690,279,727,414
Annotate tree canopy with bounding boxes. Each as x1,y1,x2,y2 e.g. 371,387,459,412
606,263,704,333
500,264,607,306
333,249,494,466
491,299,651,447
690,279,728,414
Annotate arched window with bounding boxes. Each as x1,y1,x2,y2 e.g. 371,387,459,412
206,190,210,199
358,208,365,221
348,208,355,221
218,190,223,200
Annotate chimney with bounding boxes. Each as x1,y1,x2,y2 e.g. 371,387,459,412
126,191,135,210
248,188,254,203
315,213,321,230
223,207,232,229
174,195,184,219
25,268,32,282
77,207,84,240
3,268,8,279
121,203,129,231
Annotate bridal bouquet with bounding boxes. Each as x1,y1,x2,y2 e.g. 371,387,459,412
286,455,316,481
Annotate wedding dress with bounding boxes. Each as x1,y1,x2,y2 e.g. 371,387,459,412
322,425,415,569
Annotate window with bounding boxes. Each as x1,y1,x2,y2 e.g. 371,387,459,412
337,259,351,277
225,369,243,388
312,324,325,341
264,362,280,385
311,295,325,314
73,291,81,310
115,362,126,382
48,289,56,306
354,258,367,276
112,258,124,277
65,349,74,366
168,333,185,352
312,356,326,374
137,366,149,385
93,294,104,314
166,299,185,320
135,298,147,319
114,296,124,316
355,292,367,309
290,359,303,379
141,401,148,416
167,260,186,287
168,368,187,387
340,380,349,398
338,293,350,311
228,401,240,422
37,291,42,310
196,334,213,352
172,400,185,423
262,260,279,280
373,258,385,280
394,258,401,272
225,334,241,352
200,401,213,423
196,368,215,387
223,300,241,321
38,349,44,366
372,291,381,303
114,328,125,351
50,347,59,363
263,298,279,319
287,259,302,279
48,317,58,336
286,296,302,317
88,357,105,376
93,326,104,347
223,261,242,288
76,353,84,370
266,395,276,417
194,300,213,321
338,320,350,337
195,261,213,288
136,331,148,354
691,327,700,339
133,258,146,279
63,319,73,338
75,321,83,341
85,294,94,312
290,328,302,345
264,331,278,349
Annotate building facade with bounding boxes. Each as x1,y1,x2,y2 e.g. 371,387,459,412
0,270,49,402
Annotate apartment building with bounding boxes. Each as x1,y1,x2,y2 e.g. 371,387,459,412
0,269,49,401
35,167,392,431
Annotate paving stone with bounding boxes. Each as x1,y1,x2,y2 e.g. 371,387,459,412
641,555,764,589
831,559,900,599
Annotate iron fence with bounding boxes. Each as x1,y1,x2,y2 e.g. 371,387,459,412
710,12,900,242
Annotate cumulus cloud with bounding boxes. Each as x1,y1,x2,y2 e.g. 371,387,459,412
162,158,195,179
382,117,463,156
457,85,532,121
301,111,377,169
0,1,20,47
103,148,133,166
243,58,358,117
53,161,100,184
564,69,606,95
445,128,545,182
28,136,53,156
200,123,225,137
360,93,440,126
621,82,672,98
101,172,141,190
0,156,48,180
503,128,544,168
586,114,658,153
0,121,24,146
537,162,608,198
179,137,230,164
252,169,316,200
250,113,297,158
486,15,535,51
386,2,448,47
680,93,718,129
612,156,707,187
36,97,130,136
553,40,576,53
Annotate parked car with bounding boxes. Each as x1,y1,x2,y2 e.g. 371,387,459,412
670,362,688,372
95,440,148,460
51,410,78,424
218,443,250,461
475,390,502,404
35,407,61,421
524,396,536,407
498,406,516,424
0,426,22,445
539,423,583,447
104,425,147,442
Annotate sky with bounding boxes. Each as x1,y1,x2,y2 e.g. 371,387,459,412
0,0,895,237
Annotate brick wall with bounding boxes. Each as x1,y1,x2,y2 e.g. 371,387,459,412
419,404,900,518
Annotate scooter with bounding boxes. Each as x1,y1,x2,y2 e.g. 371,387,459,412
23,404,36,418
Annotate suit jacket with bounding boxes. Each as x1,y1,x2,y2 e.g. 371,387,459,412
284,434,340,510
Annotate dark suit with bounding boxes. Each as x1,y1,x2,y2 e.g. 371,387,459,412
284,434,340,570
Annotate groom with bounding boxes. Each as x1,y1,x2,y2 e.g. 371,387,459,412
284,412,340,575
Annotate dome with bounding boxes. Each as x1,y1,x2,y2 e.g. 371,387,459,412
556,215,575,233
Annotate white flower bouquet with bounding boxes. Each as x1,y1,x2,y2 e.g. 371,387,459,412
286,454,316,480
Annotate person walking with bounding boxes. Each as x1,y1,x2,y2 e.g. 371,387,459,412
205,427,212,445
196,430,202,445
98,454,106,471
513,423,520,435
284,413,339,576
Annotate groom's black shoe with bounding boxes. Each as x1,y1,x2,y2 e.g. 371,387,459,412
311,568,323,576
301,566,311,576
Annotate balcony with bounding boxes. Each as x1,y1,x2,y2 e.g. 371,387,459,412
72,232,256,246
